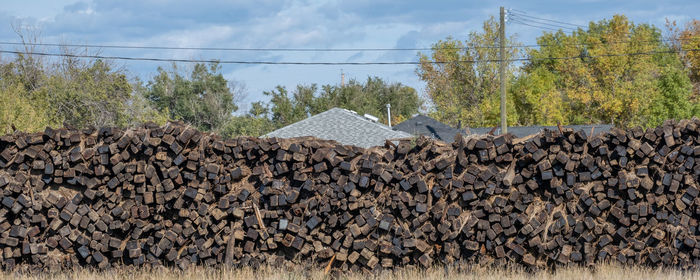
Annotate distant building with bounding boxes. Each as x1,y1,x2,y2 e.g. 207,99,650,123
393,115,462,143
264,108,412,148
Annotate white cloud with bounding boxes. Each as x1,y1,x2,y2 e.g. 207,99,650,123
1,0,699,107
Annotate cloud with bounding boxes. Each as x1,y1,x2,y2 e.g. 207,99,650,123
346,51,364,62
1,0,699,106
335,0,483,25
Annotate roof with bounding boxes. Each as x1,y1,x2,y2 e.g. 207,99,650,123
264,108,413,148
465,124,613,138
393,115,462,143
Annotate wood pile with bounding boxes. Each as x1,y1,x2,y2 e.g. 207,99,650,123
0,119,699,272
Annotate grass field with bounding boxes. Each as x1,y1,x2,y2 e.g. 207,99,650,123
1,263,698,280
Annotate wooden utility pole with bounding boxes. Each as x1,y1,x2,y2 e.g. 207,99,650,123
499,6,507,134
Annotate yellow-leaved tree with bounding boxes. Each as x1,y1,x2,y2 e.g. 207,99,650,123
515,15,696,128
668,19,700,96
417,16,520,128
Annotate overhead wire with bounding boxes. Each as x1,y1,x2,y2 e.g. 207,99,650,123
508,15,579,31
509,17,578,31
508,10,587,28
509,18,568,32
0,48,698,65
0,37,698,52
506,9,700,49
0,41,441,52
0,8,696,57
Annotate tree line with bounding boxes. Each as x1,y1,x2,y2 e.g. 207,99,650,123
1,14,699,137
0,45,422,137
419,15,700,129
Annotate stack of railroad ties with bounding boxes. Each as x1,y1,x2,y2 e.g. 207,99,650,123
0,119,698,272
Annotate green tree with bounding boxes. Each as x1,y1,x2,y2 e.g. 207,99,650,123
0,52,50,133
127,79,170,126
417,16,521,128
263,84,317,127
145,63,239,131
667,18,700,97
648,65,696,125
41,59,134,128
314,77,421,125
519,15,696,127
509,67,566,126
0,43,160,131
260,77,422,130
0,82,50,133
219,102,275,138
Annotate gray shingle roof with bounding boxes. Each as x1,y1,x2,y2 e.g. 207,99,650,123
465,124,613,138
393,115,461,143
264,108,413,148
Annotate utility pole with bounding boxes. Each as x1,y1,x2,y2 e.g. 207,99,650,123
499,6,508,134
341,69,345,87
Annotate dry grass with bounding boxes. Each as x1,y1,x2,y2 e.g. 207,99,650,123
0,263,698,280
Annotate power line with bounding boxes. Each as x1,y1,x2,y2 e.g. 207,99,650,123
509,10,587,28
0,41,444,52
518,37,698,50
508,8,528,14
0,37,698,52
509,15,579,31
0,48,698,65
527,48,700,62
0,41,508,51
0,50,438,65
510,18,569,32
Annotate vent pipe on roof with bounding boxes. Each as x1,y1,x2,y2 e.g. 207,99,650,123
386,104,392,127
363,114,379,122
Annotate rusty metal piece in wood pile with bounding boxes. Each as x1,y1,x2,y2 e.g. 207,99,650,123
324,254,336,275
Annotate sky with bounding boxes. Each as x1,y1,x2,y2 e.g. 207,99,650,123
1,0,698,113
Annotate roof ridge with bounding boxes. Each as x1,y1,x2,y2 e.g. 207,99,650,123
264,107,412,147
316,107,402,134
264,107,410,138
264,108,342,136
344,109,400,133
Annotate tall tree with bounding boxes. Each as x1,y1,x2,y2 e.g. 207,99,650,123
417,16,521,128
0,81,50,133
263,84,317,127
259,77,422,130
0,43,158,132
145,63,239,132
516,15,696,128
667,18,700,96
509,67,565,126
42,59,133,128
314,77,422,125
219,102,275,138
127,79,171,127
